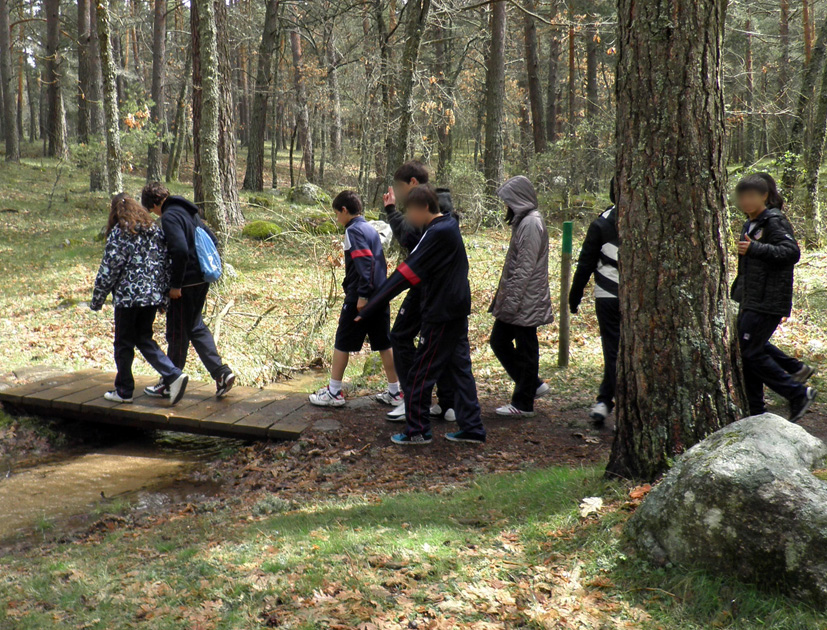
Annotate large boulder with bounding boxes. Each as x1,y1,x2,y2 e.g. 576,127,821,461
288,182,331,206
628,414,827,605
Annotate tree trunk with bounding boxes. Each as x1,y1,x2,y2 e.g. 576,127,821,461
801,50,827,248
44,0,67,158
146,0,167,182
88,0,105,191
744,8,755,164
523,0,546,154
325,21,342,159
76,0,90,143
289,27,314,183
777,0,790,147
194,0,227,238
585,19,599,189
384,0,431,183
166,54,190,182
483,1,506,195
26,65,37,143
546,30,559,143
804,0,813,64
608,0,740,481
567,2,576,136
434,20,455,178
0,0,18,161
242,0,281,191
96,0,123,193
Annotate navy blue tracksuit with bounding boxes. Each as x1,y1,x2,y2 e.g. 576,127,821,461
360,215,485,439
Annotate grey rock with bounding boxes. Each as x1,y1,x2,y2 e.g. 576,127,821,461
628,413,827,605
288,182,331,206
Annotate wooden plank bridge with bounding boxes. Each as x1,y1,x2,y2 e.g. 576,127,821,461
0,369,316,440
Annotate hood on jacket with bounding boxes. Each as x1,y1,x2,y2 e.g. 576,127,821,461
162,195,201,217
497,176,538,219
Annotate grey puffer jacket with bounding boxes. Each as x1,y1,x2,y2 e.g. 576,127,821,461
490,176,554,327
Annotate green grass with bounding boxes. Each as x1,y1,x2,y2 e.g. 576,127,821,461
1,466,825,628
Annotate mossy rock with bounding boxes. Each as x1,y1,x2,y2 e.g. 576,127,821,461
287,182,332,206
297,211,340,235
242,220,284,240
246,195,274,209
362,354,384,377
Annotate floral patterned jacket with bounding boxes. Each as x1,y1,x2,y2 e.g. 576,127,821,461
90,224,170,311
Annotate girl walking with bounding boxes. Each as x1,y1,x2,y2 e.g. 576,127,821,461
90,194,189,405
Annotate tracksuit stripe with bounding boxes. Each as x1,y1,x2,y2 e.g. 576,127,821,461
398,262,421,286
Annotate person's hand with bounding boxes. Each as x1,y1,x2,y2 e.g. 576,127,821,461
169,288,182,299
737,234,752,256
357,297,368,312
383,186,396,208
354,315,362,322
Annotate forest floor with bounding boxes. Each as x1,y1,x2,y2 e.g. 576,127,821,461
2,153,827,628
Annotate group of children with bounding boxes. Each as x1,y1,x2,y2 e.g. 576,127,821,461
92,164,815,447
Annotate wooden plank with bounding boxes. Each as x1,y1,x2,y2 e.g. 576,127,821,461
196,389,283,433
82,376,162,421
0,369,98,405
171,386,263,425
234,396,307,437
55,380,124,412
268,415,311,439
23,372,114,408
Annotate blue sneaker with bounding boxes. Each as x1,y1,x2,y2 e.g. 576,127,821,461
391,432,432,445
445,431,485,444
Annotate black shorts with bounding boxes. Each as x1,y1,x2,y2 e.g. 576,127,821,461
334,302,392,353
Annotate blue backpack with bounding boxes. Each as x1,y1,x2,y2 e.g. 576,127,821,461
194,220,222,283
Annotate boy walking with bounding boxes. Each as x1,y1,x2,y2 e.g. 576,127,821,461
731,174,816,422
140,183,236,399
309,191,401,407
569,179,620,424
358,185,486,446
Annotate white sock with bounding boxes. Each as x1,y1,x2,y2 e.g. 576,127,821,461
388,381,400,395
329,379,343,395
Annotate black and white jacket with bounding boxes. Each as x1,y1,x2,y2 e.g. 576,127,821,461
569,206,619,311
90,224,170,311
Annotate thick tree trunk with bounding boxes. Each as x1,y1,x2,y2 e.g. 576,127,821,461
804,0,813,64
44,0,67,158
567,3,575,137
96,0,123,193
776,0,790,147
801,51,827,248
194,0,227,238
242,0,281,191
384,0,431,183
88,1,105,190
608,0,740,481
546,30,559,143
325,22,342,159
76,0,89,143
584,19,599,189
146,0,167,182
744,9,755,164
0,0,18,161
25,65,37,143
523,0,546,154
483,1,506,195
166,54,190,183
214,0,242,225
289,27,314,183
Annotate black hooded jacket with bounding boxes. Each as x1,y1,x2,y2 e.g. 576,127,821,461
731,207,800,318
160,195,219,289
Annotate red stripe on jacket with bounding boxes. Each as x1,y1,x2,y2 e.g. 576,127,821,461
398,262,421,286
350,249,373,259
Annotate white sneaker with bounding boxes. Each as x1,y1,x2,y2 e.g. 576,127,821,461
386,402,406,422
496,404,536,418
590,402,611,423
104,390,132,404
169,373,189,406
535,382,550,399
443,408,456,422
375,390,404,406
429,404,457,422
430,403,443,417
310,386,346,407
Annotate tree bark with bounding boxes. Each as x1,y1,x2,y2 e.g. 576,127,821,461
242,0,281,191
289,26,314,183
546,30,559,143
76,0,90,143
483,1,506,195
744,8,755,164
96,0,123,193
801,50,827,248
804,0,813,64
384,0,431,183
166,54,190,183
325,20,342,159
523,0,546,154
44,0,68,158
194,0,227,238
567,2,575,136
146,0,167,182
88,0,105,190
0,0,18,161
608,0,740,481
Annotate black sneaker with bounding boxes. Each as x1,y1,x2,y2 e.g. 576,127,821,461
789,387,817,423
144,379,170,398
216,370,236,399
391,432,433,445
792,365,817,384
445,431,486,444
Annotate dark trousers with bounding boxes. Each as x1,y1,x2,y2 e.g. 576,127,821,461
166,283,227,380
405,318,485,439
114,306,182,397
596,299,620,409
765,343,804,375
489,319,541,412
391,291,455,409
738,309,805,414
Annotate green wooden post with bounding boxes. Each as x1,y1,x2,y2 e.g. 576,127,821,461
558,221,574,367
